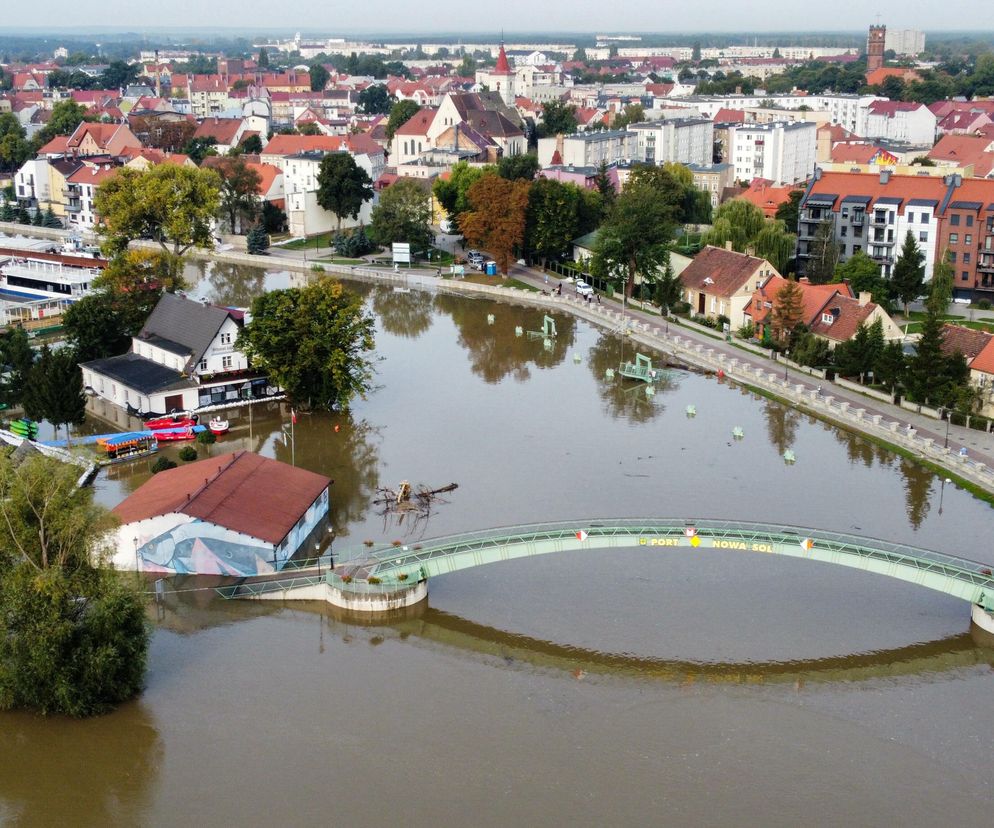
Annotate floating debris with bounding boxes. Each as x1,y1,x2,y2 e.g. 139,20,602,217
686,404,696,417
783,449,797,464
487,314,495,325
605,368,615,379
574,353,582,363
732,426,745,440
515,326,523,337
645,385,655,397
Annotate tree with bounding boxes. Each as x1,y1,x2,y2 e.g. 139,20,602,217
261,200,287,234
752,220,795,274
357,84,393,115
611,103,645,129
0,454,149,717
22,345,86,443
835,251,888,308
296,122,321,136
42,206,62,228
592,161,616,213
183,135,218,163
883,233,923,317
525,178,581,268
369,179,432,253
459,173,531,274
99,60,140,90
539,100,578,136
316,153,374,232
875,340,907,391
432,161,489,235
805,220,840,284
0,112,30,172
703,199,767,251
309,63,330,91
497,153,540,181
927,249,954,315
692,43,702,62
774,189,803,232
592,174,678,298
257,48,269,68
385,99,420,144
246,225,270,254
834,318,885,381
0,327,34,408
34,100,93,145
770,278,805,345
573,47,588,62
129,117,196,152
94,165,221,281
237,276,375,411
62,291,134,361
905,308,949,404
239,133,264,154
212,156,262,234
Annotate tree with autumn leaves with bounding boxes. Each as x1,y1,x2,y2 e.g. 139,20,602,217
770,277,805,345
459,173,531,274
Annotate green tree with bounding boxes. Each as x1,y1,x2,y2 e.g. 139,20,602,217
927,249,954,315
257,48,269,68
525,177,581,268
99,60,140,90
834,317,885,381
357,84,393,115
592,161,616,213
835,251,888,308
539,100,578,136
94,165,221,281
875,340,907,391
805,219,840,284
459,173,532,274
246,224,270,254
432,161,489,235
43,206,62,228
792,330,832,367
212,155,262,234
63,292,135,361
0,454,149,717
237,276,375,411
34,100,93,145
239,133,264,154
0,327,34,408
774,189,803,232
703,199,767,251
611,103,645,129
316,153,374,232
592,174,678,298
752,220,795,274
0,112,31,172
309,63,330,91
497,153,540,181
692,43,702,62
182,135,218,163
890,230,926,315
770,278,805,345
21,345,86,442
261,201,287,234
369,179,432,252
905,309,948,404
385,99,420,144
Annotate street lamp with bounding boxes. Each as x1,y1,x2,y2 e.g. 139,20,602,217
784,350,790,381
939,477,952,515
944,410,951,449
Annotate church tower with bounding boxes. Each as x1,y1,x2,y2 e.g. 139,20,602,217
867,24,886,72
492,42,516,106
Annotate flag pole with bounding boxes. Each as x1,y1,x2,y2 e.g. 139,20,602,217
291,409,295,467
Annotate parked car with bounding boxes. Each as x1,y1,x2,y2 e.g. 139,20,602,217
953,297,971,305
575,279,594,297
467,250,485,264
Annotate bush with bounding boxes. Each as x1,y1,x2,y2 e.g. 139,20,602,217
197,430,216,445
150,456,177,474
246,224,270,255
737,322,755,340
333,224,376,258
673,301,691,315
178,446,198,461
978,299,992,311
367,576,381,585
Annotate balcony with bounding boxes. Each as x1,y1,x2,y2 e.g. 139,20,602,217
871,214,889,226
850,213,864,226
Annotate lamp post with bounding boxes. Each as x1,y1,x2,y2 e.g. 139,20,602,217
133,536,140,573
944,410,951,449
784,350,790,381
939,477,952,515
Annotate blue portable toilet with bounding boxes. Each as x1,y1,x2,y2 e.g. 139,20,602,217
485,261,497,276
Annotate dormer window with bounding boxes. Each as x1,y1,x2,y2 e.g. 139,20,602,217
703,276,714,285
821,312,834,325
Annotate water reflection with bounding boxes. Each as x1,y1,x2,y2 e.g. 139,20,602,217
763,400,800,455
587,334,671,423
900,458,934,529
371,286,435,339
0,703,162,824
433,293,576,383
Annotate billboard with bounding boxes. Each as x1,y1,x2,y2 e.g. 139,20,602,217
392,242,411,264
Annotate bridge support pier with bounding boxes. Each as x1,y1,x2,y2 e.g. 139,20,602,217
248,579,428,613
970,604,994,637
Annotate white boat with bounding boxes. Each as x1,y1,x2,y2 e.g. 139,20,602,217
208,417,230,435
0,245,105,302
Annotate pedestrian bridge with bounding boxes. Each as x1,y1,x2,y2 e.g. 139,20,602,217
225,520,994,630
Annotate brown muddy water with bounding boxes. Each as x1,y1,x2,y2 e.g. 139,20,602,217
2,263,993,826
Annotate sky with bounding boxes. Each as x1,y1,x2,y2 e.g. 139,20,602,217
4,0,986,34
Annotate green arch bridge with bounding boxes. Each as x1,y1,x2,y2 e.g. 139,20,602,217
226,520,994,626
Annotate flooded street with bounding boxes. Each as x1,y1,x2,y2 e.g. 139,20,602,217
3,262,994,825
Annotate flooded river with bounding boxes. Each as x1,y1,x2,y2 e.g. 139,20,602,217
2,262,994,826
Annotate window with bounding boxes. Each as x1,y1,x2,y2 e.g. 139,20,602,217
965,234,972,245
951,214,960,226
852,244,862,253
854,226,863,238
967,215,974,227
964,253,971,264
919,231,928,243
841,226,848,237
949,252,957,263
921,213,929,224
962,271,970,281
907,212,915,223
220,332,231,345
199,359,208,371
222,355,233,369
950,233,959,244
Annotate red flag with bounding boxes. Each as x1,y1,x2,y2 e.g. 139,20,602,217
291,409,298,425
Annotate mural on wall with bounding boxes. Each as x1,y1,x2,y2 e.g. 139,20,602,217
135,521,278,576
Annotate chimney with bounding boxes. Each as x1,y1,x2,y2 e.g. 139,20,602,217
879,170,890,184
725,240,733,251
745,245,755,257
858,291,871,306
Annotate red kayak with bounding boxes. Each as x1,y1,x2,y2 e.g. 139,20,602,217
145,416,196,429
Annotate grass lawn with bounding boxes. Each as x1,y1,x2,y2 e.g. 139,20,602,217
280,232,336,250
318,256,366,265
448,274,539,291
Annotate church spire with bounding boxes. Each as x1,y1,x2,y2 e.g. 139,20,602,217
495,41,512,75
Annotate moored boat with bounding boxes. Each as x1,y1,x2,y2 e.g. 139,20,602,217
145,415,197,429
208,417,229,435
151,426,204,442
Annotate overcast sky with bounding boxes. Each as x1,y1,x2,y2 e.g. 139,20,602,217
5,0,982,34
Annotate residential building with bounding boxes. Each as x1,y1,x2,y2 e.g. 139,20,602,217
81,292,279,416
935,178,994,300
796,169,949,281
64,122,142,157
430,91,526,158
747,275,903,346
628,118,714,167
282,150,380,237
727,121,817,185
738,179,801,218
863,101,937,147
538,130,637,168
192,117,247,154
948,328,994,418
111,451,330,575
688,163,734,207
927,133,994,178
679,243,780,324
885,28,926,56
64,163,120,230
